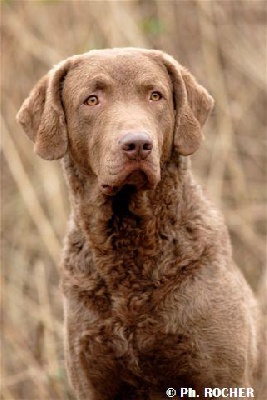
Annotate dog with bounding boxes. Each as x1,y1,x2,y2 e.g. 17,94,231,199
17,48,265,400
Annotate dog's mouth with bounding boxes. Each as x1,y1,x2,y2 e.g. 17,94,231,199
124,170,148,187
101,165,157,196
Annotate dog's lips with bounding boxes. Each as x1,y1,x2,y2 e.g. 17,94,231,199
101,184,120,195
100,162,158,195
123,169,148,187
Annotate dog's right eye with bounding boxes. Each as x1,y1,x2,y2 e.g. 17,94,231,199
84,95,99,106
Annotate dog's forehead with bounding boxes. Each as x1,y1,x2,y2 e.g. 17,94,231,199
64,51,170,87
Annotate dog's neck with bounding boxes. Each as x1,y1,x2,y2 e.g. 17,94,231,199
63,153,188,235
62,153,223,286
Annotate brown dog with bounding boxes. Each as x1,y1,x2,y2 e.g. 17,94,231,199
17,48,264,400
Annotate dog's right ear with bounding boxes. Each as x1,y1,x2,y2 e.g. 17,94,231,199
16,59,75,160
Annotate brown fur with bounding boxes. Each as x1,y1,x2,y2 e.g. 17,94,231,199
17,48,265,400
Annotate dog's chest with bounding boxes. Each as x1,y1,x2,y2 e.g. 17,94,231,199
65,218,196,383
95,269,185,382
98,288,193,387
65,235,201,386
104,286,163,380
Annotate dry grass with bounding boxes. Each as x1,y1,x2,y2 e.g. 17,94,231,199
1,1,266,399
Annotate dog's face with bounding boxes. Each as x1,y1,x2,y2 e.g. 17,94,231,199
62,51,175,194
17,48,214,195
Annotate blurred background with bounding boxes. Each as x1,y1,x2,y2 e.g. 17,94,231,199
1,1,266,399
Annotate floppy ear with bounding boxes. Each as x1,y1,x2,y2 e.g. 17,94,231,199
161,53,214,156
16,59,74,160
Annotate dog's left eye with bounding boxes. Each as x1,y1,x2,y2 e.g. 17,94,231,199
150,91,162,101
84,95,99,106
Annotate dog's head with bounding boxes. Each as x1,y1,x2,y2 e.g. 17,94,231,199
17,48,213,195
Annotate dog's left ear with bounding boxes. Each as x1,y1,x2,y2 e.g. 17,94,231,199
161,53,214,156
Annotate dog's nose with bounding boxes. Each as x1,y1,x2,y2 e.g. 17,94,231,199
119,132,153,160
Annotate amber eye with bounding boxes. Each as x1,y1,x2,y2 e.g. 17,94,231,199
150,91,162,101
84,95,99,106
